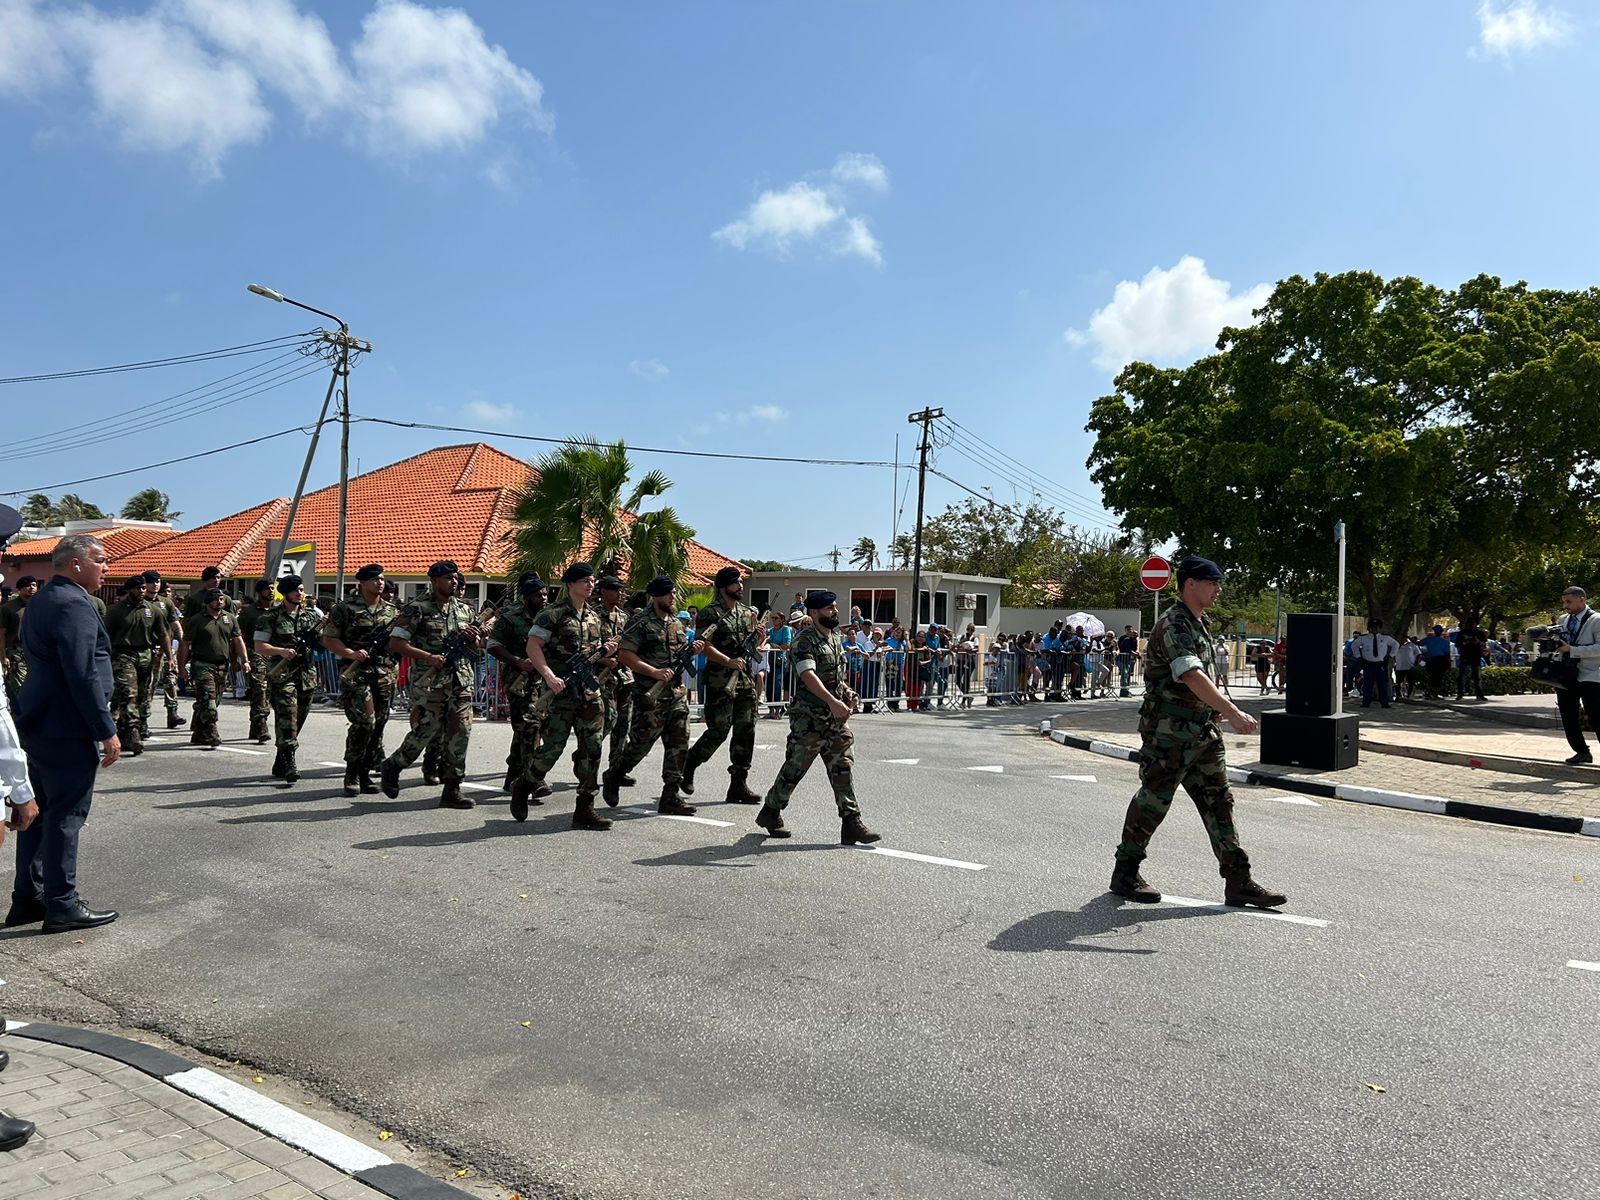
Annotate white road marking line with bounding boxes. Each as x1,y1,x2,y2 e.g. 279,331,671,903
857,846,987,871
459,782,501,793
966,765,1004,773
656,813,736,827
215,746,268,756
165,1067,391,1174
1568,960,1600,972
1052,774,1098,782
318,762,346,769
1262,794,1323,807
755,744,773,750
1160,894,1329,928
880,758,920,765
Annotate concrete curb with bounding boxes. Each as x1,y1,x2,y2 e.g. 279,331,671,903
1358,736,1600,783
0,1019,476,1200
1037,721,1597,838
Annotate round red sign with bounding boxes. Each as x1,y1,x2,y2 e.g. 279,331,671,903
1139,555,1172,591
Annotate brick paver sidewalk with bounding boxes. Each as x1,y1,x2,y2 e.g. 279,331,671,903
0,1037,390,1200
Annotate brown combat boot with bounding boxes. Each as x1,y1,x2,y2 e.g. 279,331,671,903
1224,873,1287,910
120,726,143,757
725,771,761,805
1109,865,1160,903
571,794,612,831
658,784,697,816
840,813,881,845
755,804,790,838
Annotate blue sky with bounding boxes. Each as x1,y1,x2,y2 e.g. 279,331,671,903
1,0,1593,569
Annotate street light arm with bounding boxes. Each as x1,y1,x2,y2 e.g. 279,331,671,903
246,284,344,331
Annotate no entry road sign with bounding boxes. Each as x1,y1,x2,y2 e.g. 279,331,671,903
1140,556,1172,591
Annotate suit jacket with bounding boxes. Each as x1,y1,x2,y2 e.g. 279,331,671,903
1567,606,1600,685
18,575,116,744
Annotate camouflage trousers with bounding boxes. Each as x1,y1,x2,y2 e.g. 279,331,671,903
111,650,153,734
340,666,395,772
246,651,273,728
506,694,545,785
153,653,180,717
763,706,860,817
188,661,230,740
530,690,604,795
270,669,317,750
686,685,756,776
609,685,690,784
605,681,633,766
1116,726,1250,876
389,686,473,783
3,655,25,710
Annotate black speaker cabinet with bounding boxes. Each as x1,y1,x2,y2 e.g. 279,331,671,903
1259,710,1359,771
1286,612,1338,717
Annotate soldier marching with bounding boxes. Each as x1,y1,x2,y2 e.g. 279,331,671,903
321,563,399,796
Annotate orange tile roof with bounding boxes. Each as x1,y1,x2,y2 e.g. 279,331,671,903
4,525,177,562
112,443,746,585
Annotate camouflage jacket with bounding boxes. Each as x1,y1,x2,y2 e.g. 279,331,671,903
593,601,633,688
105,597,162,652
697,598,761,695
256,603,324,681
394,593,477,693
531,598,606,690
491,598,542,698
619,607,690,692
790,624,846,717
1138,602,1218,737
324,595,400,681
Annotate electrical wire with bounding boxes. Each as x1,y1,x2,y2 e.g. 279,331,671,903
941,416,1114,517
0,331,321,385
3,425,316,496
941,441,1118,530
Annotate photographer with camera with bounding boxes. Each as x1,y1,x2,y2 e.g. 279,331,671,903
1548,586,1600,765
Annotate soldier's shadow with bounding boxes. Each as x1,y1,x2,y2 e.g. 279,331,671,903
989,893,1216,955
632,832,838,869
350,806,578,850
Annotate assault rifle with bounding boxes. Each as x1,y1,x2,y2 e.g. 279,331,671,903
645,638,701,704
264,620,324,681
359,618,397,663
440,628,485,674
533,643,610,716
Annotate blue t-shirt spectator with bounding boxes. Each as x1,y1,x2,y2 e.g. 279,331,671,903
1419,634,1451,660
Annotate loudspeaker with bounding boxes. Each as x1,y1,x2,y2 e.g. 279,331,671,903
1286,612,1338,717
1258,710,1359,771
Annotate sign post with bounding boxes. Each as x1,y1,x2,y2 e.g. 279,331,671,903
265,539,316,597
1140,555,1172,629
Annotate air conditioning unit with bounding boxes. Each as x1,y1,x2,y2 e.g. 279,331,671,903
956,593,978,610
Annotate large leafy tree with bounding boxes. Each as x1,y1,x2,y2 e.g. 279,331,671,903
121,488,181,522
1087,272,1600,631
507,437,697,589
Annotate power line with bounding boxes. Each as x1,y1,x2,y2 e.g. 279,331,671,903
941,416,1113,516
0,331,321,386
941,441,1118,530
3,425,316,496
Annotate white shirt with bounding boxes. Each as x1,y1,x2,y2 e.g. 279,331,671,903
0,680,35,808
1355,632,1399,662
1394,641,1422,671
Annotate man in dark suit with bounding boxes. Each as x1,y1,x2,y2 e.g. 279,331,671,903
5,533,122,934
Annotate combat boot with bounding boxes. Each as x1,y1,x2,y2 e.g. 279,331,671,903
755,804,791,838
252,718,270,744
422,750,440,787
657,784,697,816
343,768,359,798
571,794,612,831
618,773,637,787
679,758,698,796
206,730,220,750
509,778,531,822
166,710,186,729
530,779,552,801
840,813,881,845
270,746,287,779
439,780,474,810
190,727,204,746
503,765,516,792
1223,873,1287,910
379,759,401,799
601,769,622,808
283,749,299,784
725,771,761,805
1109,865,1160,903
358,770,380,795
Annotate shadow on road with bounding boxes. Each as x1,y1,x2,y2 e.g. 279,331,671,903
350,806,587,850
631,832,838,869
988,893,1216,955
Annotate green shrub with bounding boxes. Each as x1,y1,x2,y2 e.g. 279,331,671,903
1417,665,1557,696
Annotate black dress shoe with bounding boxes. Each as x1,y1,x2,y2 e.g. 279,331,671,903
0,1049,10,1072
0,1112,35,1151
2,898,46,928
41,902,119,934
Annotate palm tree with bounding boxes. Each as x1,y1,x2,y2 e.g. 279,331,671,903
849,536,878,570
121,488,181,522
507,437,698,588
18,494,53,526
889,533,914,569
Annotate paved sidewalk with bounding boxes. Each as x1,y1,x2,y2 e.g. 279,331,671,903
1039,691,1600,824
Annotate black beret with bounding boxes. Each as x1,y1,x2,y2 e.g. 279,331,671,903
427,560,458,579
278,574,304,592
141,570,161,583
255,578,276,593
356,563,384,582
598,575,624,592
804,590,837,610
561,563,594,585
202,587,225,602
713,566,742,589
517,571,544,592
1176,556,1225,585
122,576,146,593
645,575,675,598
14,576,36,588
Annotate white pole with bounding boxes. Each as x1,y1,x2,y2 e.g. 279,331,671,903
1335,520,1346,716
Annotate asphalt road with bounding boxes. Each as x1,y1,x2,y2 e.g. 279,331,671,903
1,698,1595,1200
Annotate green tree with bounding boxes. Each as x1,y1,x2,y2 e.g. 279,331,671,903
849,536,878,569
507,437,697,589
54,494,107,522
741,559,799,572
1087,272,1600,632
120,488,181,522
18,494,53,526
888,534,914,569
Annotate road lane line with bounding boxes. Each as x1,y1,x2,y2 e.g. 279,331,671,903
1262,795,1322,807
215,746,268,756
880,758,920,764
967,765,1004,773
1052,774,1098,782
1568,960,1600,972
1160,894,1329,928
857,846,987,871
656,813,736,827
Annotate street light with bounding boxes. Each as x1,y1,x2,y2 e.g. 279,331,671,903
246,283,368,598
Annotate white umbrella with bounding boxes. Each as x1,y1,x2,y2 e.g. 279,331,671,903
1063,611,1107,636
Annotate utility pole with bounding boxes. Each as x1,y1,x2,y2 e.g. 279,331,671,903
907,406,943,636
830,546,841,570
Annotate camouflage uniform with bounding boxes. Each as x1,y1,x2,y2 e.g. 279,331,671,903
492,598,545,786
182,608,242,744
0,593,29,709
596,599,633,765
685,596,762,780
149,592,183,725
324,593,400,773
383,593,478,783
237,599,275,738
104,594,160,744
1115,603,1250,878
256,604,324,751
527,597,607,794
608,607,692,785
762,623,861,817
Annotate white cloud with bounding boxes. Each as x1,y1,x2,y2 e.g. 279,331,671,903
0,0,550,175
712,404,788,426
629,358,669,381
1476,2,1572,56
1065,255,1271,372
713,153,888,265
464,399,519,426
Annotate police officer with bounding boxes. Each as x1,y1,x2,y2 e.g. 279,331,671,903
524,563,615,830
237,579,277,743
602,576,702,815
1110,556,1286,909
322,564,400,796
683,565,765,803
253,575,323,784
177,588,248,749
104,577,160,756
489,572,547,816
0,576,38,709
753,591,880,844
142,572,186,733
378,561,483,809
593,575,636,787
